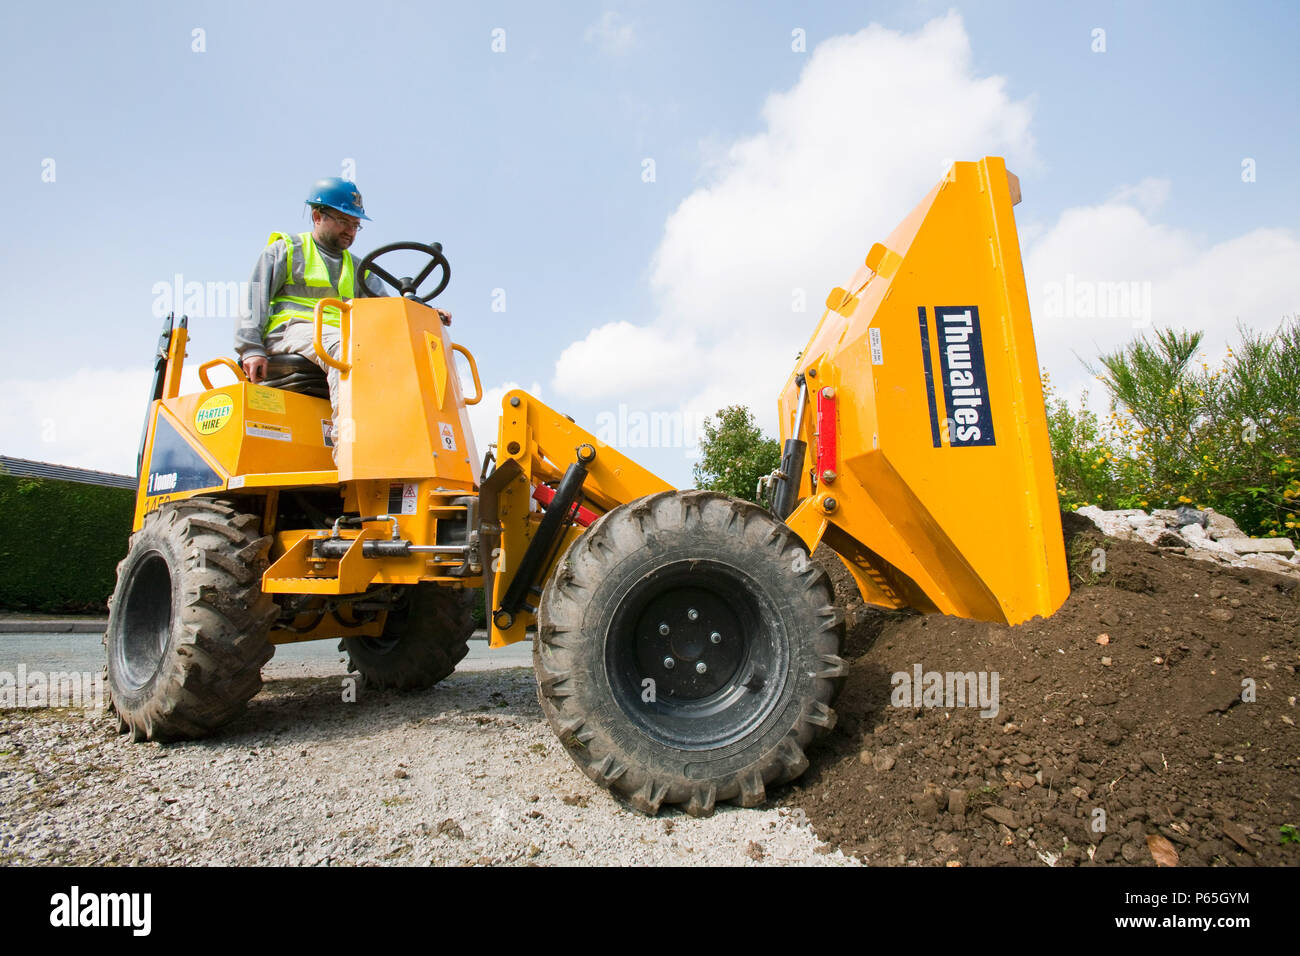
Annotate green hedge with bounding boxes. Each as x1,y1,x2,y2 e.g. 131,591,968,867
0,476,135,613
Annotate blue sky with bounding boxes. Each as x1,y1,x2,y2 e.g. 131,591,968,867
3,0,1297,485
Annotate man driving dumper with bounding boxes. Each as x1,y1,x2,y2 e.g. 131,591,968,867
234,177,449,452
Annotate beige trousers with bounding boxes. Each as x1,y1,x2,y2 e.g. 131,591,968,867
265,320,343,458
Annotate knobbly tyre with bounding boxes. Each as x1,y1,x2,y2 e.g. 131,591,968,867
107,157,1068,816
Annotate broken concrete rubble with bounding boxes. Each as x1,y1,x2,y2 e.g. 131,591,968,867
1074,505,1297,579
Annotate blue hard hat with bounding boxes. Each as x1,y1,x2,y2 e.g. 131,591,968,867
304,177,372,221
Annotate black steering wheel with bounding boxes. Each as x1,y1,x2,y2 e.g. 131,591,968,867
356,241,451,303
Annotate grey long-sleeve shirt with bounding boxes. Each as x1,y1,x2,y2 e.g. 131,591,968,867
235,235,386,360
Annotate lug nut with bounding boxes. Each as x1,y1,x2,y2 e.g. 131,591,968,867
709,631,722,644
663,657,675,670
687,608,699,621
695,662,707,674
658,623,670,636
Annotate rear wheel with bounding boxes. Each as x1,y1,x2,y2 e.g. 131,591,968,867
105,498,277,741
535,490,846,816
341,585,473,690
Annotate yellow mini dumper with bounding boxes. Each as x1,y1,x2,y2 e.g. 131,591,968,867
107,157,1068,815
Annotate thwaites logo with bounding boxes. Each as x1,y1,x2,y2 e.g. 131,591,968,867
919,305,996,447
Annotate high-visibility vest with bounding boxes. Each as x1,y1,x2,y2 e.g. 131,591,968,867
265,232,356,332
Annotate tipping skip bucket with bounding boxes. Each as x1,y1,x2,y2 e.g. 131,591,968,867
779,156,1069,626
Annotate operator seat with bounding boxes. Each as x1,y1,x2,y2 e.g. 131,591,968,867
261,354,329,399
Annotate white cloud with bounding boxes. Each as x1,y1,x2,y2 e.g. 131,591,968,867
584,11,636,55
1023,188,1300,410
554,11,1299,446
1107,177,1171,216
0,368,155,475
553,12,1037,434
553,322,702,400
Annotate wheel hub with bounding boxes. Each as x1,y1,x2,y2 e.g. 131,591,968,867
635,587,741,699
604,560,788,751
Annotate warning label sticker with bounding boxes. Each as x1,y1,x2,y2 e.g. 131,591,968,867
439,422,457,452
246,421,292,442
247,386,286,415
387,482,419,515
869,327,884,365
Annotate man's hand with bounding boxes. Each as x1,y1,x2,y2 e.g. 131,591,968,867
242,356,268,384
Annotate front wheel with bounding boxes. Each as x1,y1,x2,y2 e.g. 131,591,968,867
105,498,277,741
535,490,846,816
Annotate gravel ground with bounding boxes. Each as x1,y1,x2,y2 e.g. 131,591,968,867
0,652,856,867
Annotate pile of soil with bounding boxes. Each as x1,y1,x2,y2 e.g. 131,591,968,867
786,512,1300,866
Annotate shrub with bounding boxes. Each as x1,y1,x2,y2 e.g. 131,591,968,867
1046,319,1299,537
692,405,781,502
